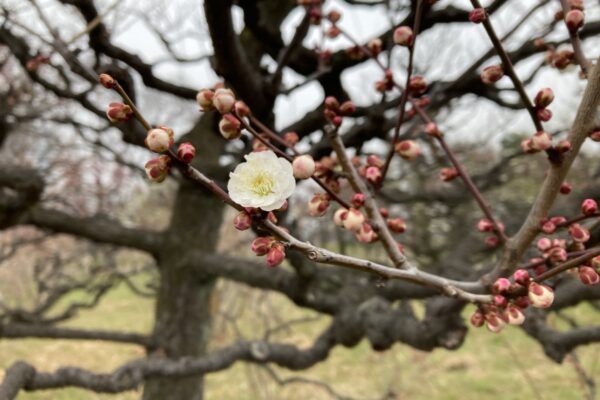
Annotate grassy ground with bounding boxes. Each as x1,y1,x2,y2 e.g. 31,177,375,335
0,279,598,400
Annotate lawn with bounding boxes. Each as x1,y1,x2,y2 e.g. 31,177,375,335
0,278,598,400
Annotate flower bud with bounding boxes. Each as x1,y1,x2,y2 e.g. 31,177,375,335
395,140,421,160
534,88,554,108
560,182,572,194
492,278,511,295
581,199,598,216
367,155,384,168
531,131,552,151
547,247,567,263
478,219,494,232
356,223,378,243
569,223,590,242
494,295,508,308
144,155,171,183
469,7,487,23
485,236,500,247
579,266,599,285
555,140,571,153
470,310,485,327
99,73,116,89
480,65,504,85
326,25,341,38
537,237,553,252
266,243,286,267
219,114,242,140
368,38,383,55
177,142,196,163
424,122,442,138
333,208,348,227
440,167,459,182
485,313,506,333
506,305,525,325
145,128,174,153
541,220,556,234
251,237,272,256
513,269,531,286
327,9,341,23
408,75,427,95
213,88,236,114
565,9,584,33
308,193,330,217
393,26,413,46
292,155,316,180
106,102,133,123
552,49,575,69
379,207,389,218
365,166,382,184
528,282,554,308
324,96,340,111
233,211,252,231
352,193,365,208
343,208,365,231
514,296,530,309
537,108,552,122
234,101,250,117
387,218,406,233
339,101,356,116
283,131,299,146
196,89,214,111
521,138,538,154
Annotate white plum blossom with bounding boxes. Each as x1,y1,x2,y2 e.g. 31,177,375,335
228,150,296,211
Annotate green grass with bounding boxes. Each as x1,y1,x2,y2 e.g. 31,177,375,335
1,280,599,400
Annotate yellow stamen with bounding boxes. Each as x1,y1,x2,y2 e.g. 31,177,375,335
250,172,274,196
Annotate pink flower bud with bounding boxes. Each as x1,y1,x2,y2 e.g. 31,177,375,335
379,207,389,218
339,101,356,116
528,282,554,308
196,89,214,111
537,108,553,122
480,65,504,85
251,237,272,256
395,140,421,160
365,166,382,184
440,167,459,182
569,223,590,242
485,313,506,333
308,193,330,217
478,219,494,232
470,310,485,327
145,128,174,153
469,8,487,23
144,155,171,183
579,266,600,285
534,88,554,108
234,101,250,117
506,305,525,325
547,247,567,263
219,114,242,140
233,211,252,231
368,38,383,56
492,278,511,295
521,138,539,154
351,193,365,208
565,9,584,33
266,243,285,267
408,75,428,95
333,208,348,227
581,199,598,216
356,223,378,243
99,73,116,89
106,102,133,123
283,131,299,146
555,140,571,153
366,155,384,168
513,269,531,286
485,236,499,247
560,182,572,194
292,155,316,179
393,26,413,46
541,220,556,234
514,296,530,309
424,122,442,138
324,96,340,111
552,49,575,69
494,295,508,307
332,115,343,127
550,216,567,226
343,208,366,231
531,131,552,151
537,237,552,252
213,88,236,114
177,142,196,163
387,218,406,234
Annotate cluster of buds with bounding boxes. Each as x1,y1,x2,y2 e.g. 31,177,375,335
539,215,567,234
106,102,133,123
480,65,504,85
356,155,384,185
323,96,356,127
472,269,555,333
536,237,569,268
375,69,394,93
393,26,413,47
144,155,171,183
394,140,422,160
145,126,174,153
196,86,245,140
521,132,571,155
251,236,286,267
476,218,505,248
309,193,331,217
333,205,378,243
533,87,554,122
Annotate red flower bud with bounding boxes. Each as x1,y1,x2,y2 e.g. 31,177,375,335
368,38,383,56
144,155,171,183
480,65,504,85
492,278,511,295
565,9,584,33
440,167,459,182
234,101,250,117
266,243,286,267
379,207,389,218
387,218,406,234
477,219,494,232
469,8,487,24
485,312,506,333
177,142,196,163
233,211,252,231
493,295,508,307
579,266,599,285
534,88,554,108
351,193,365,208
408,75,428,95
365,166,382,184
324,96,340,111
106,102,133,123
569,223,590,242
393,26,413,46
581,199,598,216
339,101,356,116
541,220,556,234
537,108,552,122
251,237,272,256
560,182,572,194
99,73,116,89
470,310,485,327
485,236,499,247
537,237,552,252
513,269,530,286
327,10,341,23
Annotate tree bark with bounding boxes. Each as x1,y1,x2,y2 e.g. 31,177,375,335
143,114,224,400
